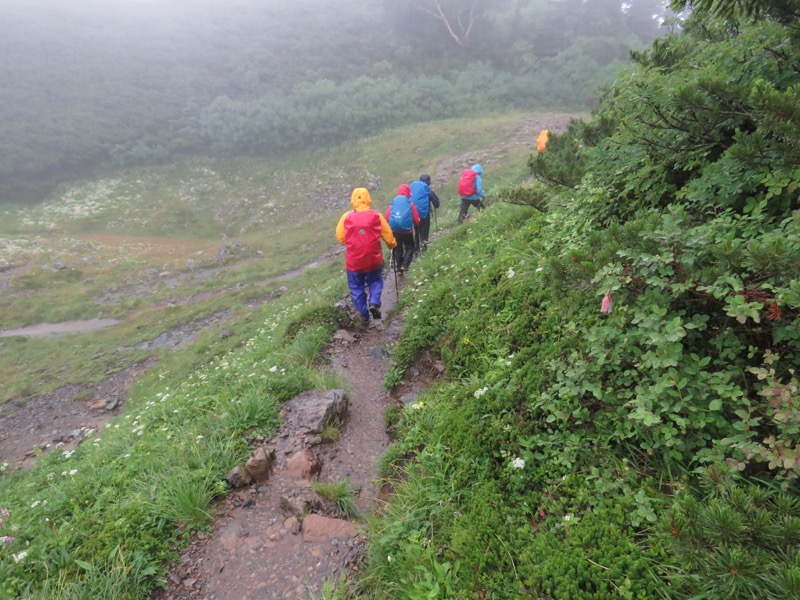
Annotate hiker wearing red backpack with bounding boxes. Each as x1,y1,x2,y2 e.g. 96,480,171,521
385,184,420,275
409,173,441,252
457,164,486,224
336,188,397,324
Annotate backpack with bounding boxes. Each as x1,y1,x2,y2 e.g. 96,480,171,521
458,169,477,196
388,196,414,232
410,180,431,219
344,209,383,272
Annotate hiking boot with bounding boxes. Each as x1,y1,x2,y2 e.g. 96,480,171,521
398,267,404,276
369,304,382,320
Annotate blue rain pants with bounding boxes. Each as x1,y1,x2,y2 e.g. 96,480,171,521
347,267,383,321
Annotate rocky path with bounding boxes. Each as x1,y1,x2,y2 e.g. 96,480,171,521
154,271,405,600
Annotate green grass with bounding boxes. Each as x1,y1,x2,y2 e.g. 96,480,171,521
0,110,570,598
0,111,560,406
312,480,361,519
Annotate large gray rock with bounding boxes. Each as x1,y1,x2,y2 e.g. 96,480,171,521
281,389,347,437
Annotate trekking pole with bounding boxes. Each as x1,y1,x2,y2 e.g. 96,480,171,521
393,251,399,303
433,207,438,231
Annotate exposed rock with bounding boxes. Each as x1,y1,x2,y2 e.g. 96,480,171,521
225,466,253,488
301,514,357,543
245,446,275,482
333,330,356,343
281,389,347,437
279,489,321,518
285,448,321,480
219,329,234,340
87,399,108,412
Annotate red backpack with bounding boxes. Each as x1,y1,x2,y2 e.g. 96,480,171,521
458,169,477,196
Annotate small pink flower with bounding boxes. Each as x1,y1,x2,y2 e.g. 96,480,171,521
600,293,613,313
1,535,14,544
0,508,9,518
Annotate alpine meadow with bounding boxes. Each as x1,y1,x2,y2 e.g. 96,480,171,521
1,0,800,599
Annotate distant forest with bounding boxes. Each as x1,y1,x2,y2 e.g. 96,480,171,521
0,0,667,204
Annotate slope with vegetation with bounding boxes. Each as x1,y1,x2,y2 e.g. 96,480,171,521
0,110,557,598
353,1,800,597
1,0,797,597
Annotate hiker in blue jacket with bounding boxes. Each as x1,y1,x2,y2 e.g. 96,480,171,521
457,163,486,224
410,173,441,252
384,184,420,275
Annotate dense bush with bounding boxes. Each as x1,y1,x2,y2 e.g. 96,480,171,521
366,4,800,598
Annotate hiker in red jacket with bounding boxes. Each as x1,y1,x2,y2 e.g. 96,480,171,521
336,188,397,324
384,184,420,275
457,163,486,224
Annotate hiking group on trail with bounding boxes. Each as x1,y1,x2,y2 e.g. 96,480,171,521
336,168,478,323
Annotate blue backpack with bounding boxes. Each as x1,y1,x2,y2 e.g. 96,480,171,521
388,195,413,232
410,180,431,219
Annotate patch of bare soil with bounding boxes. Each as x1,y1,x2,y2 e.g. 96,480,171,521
0,359,156,468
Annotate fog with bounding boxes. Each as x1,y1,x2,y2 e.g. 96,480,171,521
0,0,670,203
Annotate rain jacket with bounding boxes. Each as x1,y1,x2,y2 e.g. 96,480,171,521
460,164,485,201
537,129,550,153
385,184,420,234
336,188,396,273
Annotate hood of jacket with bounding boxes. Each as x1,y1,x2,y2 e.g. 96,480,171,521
350,188,372,211
397,184,411,197
471,164,483,174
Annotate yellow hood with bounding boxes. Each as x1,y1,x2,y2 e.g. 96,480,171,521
350,188,372,211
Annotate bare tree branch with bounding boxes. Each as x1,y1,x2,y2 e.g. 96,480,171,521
416,0,480,48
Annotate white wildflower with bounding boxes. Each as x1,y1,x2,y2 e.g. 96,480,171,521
507,268,515,279
13,550,27,563
511,457,525,470
474,387,488,399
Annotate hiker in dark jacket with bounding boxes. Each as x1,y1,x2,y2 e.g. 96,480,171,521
457,163,486,224
384,184,419,275
409,173,441,252
336,188,396,323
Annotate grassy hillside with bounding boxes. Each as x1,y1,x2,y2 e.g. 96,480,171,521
0,111,568,597
0,111,555,407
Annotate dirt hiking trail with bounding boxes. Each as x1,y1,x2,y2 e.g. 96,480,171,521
153,268,427,599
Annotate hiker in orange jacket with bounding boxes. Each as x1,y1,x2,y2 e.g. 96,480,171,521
336,188,396,323
537,129,550,153
384,184,420,275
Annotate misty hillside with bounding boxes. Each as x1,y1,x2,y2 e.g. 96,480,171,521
0,0,667,203
0,0,799,597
